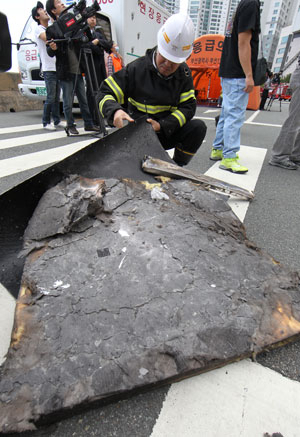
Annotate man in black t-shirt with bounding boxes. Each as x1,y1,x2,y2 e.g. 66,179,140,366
210,0,260,174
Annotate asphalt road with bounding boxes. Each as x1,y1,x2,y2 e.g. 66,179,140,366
0,102,300,436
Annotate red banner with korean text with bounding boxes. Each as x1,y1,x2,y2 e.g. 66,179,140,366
187,34,224,104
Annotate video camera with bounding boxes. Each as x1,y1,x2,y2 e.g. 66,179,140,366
56,0,100,41
272,72,282,85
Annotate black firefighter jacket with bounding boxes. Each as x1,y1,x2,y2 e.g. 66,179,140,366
98,47,196,139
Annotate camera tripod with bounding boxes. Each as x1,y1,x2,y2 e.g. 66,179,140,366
80,47,107,136
48,31,107,137
266,84,282,112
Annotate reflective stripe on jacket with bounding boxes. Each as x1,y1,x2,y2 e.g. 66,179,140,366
98,47,196,138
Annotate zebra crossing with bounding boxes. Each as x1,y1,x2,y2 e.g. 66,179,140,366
1,110,300,436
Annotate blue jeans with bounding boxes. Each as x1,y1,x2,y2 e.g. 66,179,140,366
213,78,249,159
43,71,61,126
60,74,93,128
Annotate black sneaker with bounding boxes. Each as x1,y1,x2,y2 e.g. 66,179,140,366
68,125,79,135
84,125,100,132
269,157,297,170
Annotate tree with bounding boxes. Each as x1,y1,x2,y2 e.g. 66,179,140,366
281,73,291,83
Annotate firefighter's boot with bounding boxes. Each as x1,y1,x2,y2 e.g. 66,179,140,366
173,147,193,167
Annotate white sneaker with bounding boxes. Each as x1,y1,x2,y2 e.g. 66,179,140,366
54,122,65,129
43,123,56,131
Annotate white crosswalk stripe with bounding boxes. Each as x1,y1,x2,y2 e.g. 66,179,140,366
0,139,96,178
151,360,300,437
205,145,267,221
0,127,90,150
0,124,43,135
0,283,15,366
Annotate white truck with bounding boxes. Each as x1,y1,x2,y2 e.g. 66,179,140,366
17,0,170,101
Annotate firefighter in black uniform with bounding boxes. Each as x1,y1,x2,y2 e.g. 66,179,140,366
98,13,207,166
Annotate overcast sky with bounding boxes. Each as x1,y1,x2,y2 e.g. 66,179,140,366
1,0,189,72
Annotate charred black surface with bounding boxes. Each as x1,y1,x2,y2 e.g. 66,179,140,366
0,118,173,298
1,177,300,434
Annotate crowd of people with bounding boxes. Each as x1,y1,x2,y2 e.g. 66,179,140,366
31,0,299,173
32,0,122,134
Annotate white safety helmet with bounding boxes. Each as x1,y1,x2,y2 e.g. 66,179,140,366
157,14,195,63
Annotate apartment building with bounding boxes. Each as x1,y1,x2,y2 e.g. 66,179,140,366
272,0,300,73
187,0,239,38
154,0,180,14
260,0,298,66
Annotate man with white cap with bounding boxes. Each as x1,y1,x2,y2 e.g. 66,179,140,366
98,14,207,166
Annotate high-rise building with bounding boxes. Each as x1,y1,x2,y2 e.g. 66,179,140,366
260,0,298,66
188,0,201,33
153,0,180,14
272,0,300,73
188,0,239,38
272,25,293,72
284,0,300,72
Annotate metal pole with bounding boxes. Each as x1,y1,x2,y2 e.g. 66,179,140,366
82,48,107,136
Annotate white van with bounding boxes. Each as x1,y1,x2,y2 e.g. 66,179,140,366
17,0,170,101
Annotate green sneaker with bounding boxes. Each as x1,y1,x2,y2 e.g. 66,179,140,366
210,148,223,161
219,157,248,174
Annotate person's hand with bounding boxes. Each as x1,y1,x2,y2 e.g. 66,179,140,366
48,40,57,50
244,76,254,93
147,118,161,132
113,109,134,128
92,39,99,45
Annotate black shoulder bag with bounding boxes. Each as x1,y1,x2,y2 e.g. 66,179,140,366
254,39,268,86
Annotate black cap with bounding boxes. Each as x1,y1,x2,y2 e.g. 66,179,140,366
31,1,44,22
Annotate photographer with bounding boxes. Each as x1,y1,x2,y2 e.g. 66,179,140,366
272,71,282,85
45,0,99,135
82,14,112,126
259,70,273,111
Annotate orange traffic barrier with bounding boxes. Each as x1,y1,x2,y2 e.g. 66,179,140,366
247,86,260,110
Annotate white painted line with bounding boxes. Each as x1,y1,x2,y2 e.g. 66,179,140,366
204,109,220,113
151,360,300,437
246,121,282,127
0,283,16,365
0,128,87,150
246,110,260,123
205,145,267,222
0,138,97,178
0,124,47,135
193,116,282,128
194,116,217,121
